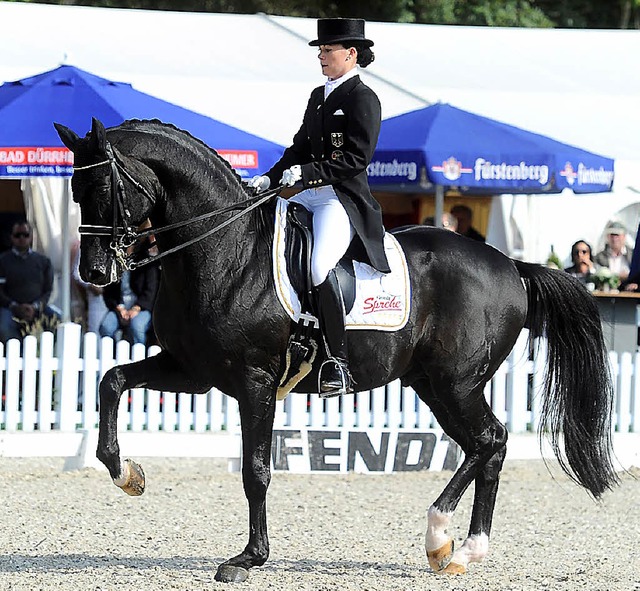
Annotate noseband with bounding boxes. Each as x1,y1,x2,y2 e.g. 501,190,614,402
74,141,279,270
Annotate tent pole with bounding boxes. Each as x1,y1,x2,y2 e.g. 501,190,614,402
61,178,71,323
435,185,444,228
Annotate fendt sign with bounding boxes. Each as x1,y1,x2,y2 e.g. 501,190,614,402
271,428,461,474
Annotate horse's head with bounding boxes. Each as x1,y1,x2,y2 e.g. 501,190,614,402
55,117,158,286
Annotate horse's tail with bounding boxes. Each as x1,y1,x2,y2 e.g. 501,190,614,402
514,259,619,498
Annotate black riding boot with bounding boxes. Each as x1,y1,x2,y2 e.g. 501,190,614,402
313,269,354,396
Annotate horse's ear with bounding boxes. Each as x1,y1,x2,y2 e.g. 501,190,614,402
54,123,80,151
89,117,108,153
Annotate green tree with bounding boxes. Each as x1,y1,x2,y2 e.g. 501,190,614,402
421,0,553,27
532,0,640,28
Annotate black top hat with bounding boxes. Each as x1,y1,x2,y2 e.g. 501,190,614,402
308,18,374,48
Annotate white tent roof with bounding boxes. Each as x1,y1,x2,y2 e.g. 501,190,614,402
1,2,638,161
0,4,422,146
270,17,640,161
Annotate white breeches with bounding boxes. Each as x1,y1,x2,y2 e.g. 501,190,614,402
290,186,355,286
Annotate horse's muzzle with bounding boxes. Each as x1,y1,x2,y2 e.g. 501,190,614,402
80,239,119,286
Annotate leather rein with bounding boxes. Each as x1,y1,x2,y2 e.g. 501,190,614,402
73,142,280,270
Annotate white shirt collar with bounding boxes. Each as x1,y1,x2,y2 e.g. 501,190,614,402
324,68,358,100
11,247,32,258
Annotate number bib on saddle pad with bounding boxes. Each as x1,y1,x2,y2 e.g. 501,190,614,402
272,198,411,331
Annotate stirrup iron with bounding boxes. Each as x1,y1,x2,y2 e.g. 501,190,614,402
318,357,354,398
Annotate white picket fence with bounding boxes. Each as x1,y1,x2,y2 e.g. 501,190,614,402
1,322,639,436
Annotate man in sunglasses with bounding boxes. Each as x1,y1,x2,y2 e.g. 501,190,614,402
0,221,59,342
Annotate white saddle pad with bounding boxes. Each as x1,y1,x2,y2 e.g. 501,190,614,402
272,197,411,332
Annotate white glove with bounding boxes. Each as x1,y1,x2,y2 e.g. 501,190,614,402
247,175,271,193
280,165,302,187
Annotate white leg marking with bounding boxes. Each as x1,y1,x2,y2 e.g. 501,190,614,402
112,458,130,487
450,533,490,568
425,506,453,552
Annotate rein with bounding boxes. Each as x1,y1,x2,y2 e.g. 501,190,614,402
75,145,280,270
130,188,278,269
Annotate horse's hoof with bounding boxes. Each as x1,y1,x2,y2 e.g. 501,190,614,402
427,538,454,572
441,561,466,574
113,458,145,496
215,564,249,583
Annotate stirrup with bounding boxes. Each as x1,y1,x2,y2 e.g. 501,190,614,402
318,357,354,398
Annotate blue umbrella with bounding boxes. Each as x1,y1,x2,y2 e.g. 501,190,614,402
0,65,284,323
368,103,614,194
0,65,284,179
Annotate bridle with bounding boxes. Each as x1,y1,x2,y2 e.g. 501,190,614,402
74,141,280,270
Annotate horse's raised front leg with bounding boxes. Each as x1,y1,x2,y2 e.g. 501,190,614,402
215,377,277,583
97,350,206,495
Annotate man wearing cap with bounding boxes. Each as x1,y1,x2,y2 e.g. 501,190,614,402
249,18,389,397
0,220,59,342
594,221,634,281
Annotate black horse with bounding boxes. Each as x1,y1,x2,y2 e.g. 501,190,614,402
55,118,617,582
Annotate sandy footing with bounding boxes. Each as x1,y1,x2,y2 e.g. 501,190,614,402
0,457,638,591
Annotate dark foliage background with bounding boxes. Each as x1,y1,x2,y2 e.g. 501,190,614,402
5,0,640,29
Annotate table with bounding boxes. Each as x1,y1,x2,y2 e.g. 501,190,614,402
592,290,640,354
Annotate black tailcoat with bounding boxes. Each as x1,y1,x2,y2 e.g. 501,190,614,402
266,75,390,273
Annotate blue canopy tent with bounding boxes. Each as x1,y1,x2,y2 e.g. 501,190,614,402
0,65,285,321
0,65,284,179
368,102,615,227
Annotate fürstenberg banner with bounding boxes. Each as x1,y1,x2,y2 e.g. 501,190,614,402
367,153,615,193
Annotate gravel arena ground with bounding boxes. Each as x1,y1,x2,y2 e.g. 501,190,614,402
0,457,638,591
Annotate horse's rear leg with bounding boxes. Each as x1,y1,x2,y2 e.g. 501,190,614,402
431,446,507,574
413,377,507,574
215,379,277,583
97,350,205,494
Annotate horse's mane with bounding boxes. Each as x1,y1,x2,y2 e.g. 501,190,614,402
113,118,254,198
112,118,273,243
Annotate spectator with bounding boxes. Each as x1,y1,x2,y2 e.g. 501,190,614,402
564,240,599,286
71,239,108,333
0,220,60,342
594,221,633,282
621,273,640,292
423,212,458,231
450,204,485,242
99,240,160,346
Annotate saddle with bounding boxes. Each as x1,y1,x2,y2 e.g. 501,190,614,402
284,202,356,315
275,200,411,399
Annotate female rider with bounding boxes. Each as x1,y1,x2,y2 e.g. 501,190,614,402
250,18,390,396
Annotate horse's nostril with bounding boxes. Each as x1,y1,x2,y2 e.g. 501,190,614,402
87,269,106,284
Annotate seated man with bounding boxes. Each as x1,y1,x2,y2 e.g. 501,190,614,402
99,243,160,346
0,221,60,343
594,221,633,282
